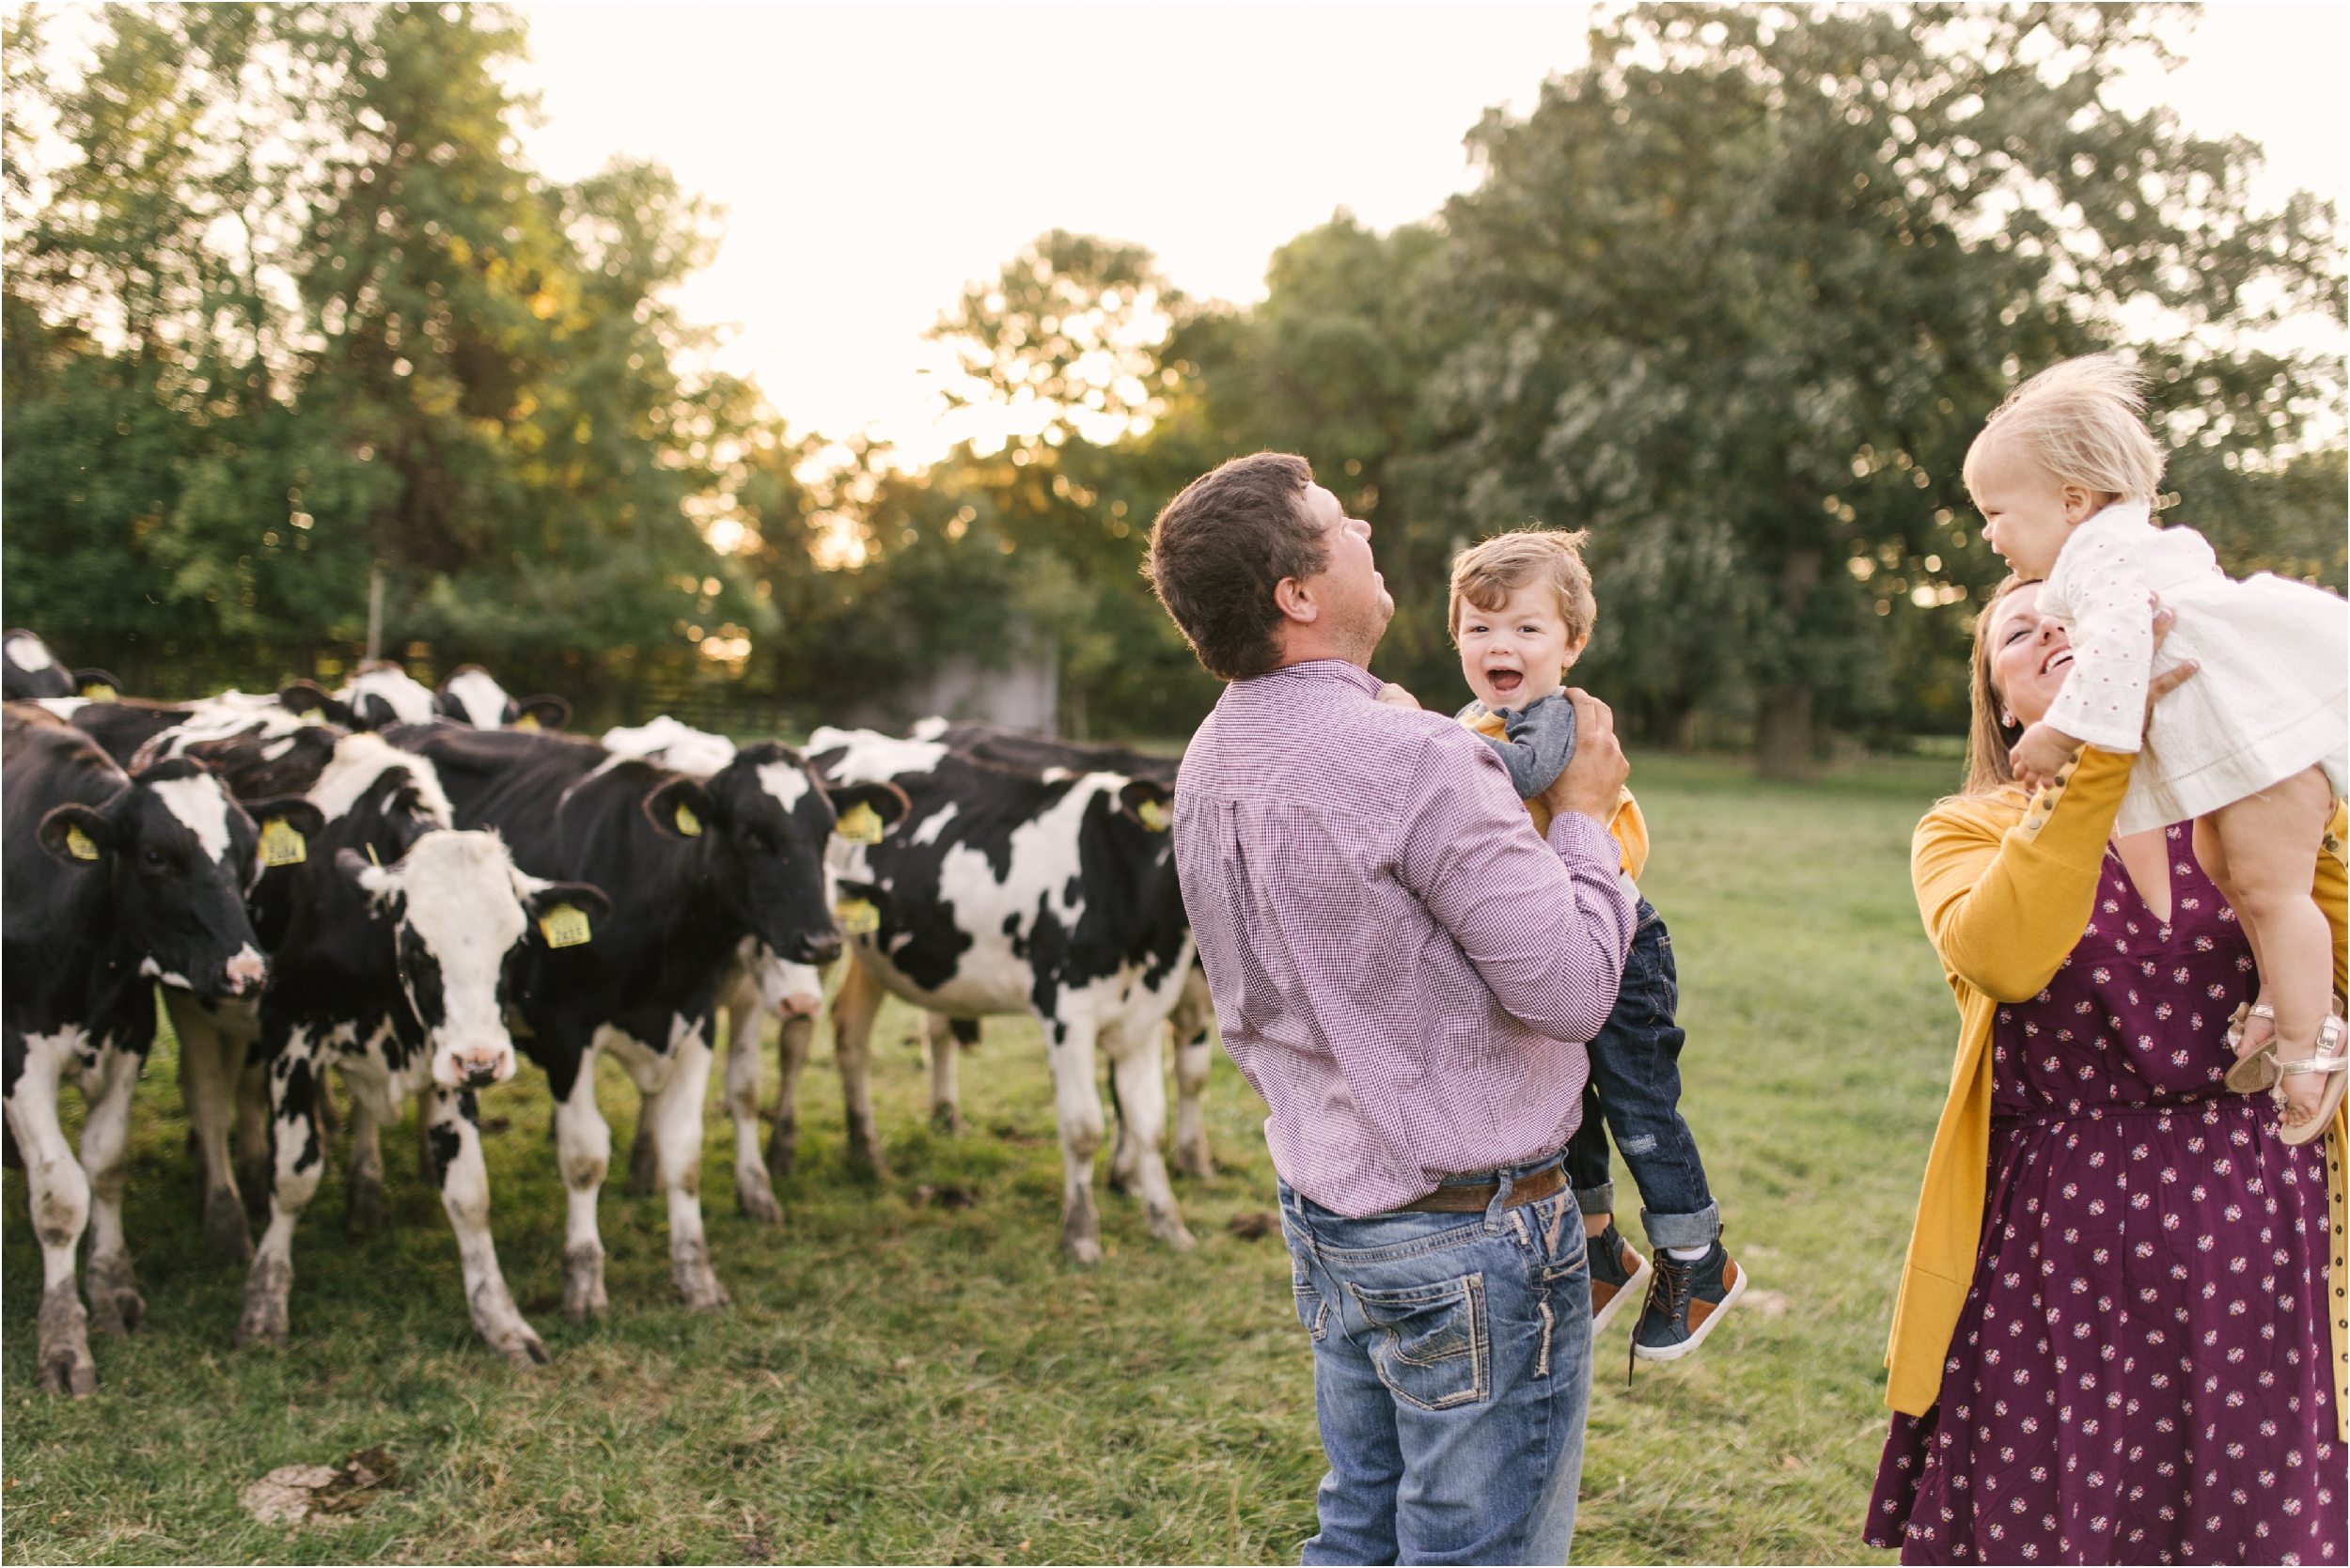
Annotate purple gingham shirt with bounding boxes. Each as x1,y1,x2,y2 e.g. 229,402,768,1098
1173,660,1637,1217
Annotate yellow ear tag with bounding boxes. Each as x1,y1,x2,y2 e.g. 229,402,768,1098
674,801,703,837
513,713,540,732
836,800,884,844
837,897,880,935
258,818,307,867
64,823,100,860
1136,798,1169,832
81,683,116,701
296,709,324,726
367,841,381,866
540,903,592,949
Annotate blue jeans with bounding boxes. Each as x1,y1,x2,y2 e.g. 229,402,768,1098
1278,1156,1591,1565
1562,902,1718,1250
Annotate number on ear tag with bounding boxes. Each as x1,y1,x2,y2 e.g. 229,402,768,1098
258,818,307,866
674,801,703,837
837,897,880,935
836,801,884,844
65,823,100,860
1136,798,1169,832
540,903,592,949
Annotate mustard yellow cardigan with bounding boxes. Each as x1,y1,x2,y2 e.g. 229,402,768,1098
1885,746,2350,1442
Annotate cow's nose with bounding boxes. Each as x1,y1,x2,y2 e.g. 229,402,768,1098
461,1058,501,1089
795,931,844,965
223,945,268,996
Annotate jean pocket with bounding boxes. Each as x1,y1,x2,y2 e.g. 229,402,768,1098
1292,1263,1329,1341
1348,1273,1490,1411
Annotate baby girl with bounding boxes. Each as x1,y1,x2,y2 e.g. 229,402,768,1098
1967,354,2348,1142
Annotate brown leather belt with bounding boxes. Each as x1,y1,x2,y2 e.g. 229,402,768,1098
1399,1165,1566,1214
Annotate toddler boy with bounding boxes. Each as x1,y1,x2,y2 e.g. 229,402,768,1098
1449,529,1746,1363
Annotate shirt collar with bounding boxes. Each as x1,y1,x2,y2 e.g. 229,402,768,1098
1243,659,1383,696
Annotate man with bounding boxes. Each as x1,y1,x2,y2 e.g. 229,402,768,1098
1149,452,1636,1565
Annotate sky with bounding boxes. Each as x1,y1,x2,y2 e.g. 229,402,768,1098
510,3,2349,464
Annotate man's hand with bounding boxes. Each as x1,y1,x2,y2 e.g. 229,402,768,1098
2010,721,2082,792
1374,682,1420,711
1540,689,1629,824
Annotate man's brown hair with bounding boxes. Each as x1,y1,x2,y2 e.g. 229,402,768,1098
1146,453,1324,682
1447,528,1597,647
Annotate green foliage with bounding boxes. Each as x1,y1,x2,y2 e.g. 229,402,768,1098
4,754,1948,1565
2,3,762,706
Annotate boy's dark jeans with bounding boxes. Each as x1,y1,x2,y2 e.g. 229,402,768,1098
1563,901,1719,1251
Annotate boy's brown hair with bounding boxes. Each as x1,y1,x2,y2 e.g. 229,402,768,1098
1448,528,1597,646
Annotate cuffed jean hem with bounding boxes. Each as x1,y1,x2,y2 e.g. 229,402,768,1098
1574,1181,1615,1215
1637,1198,1720,1252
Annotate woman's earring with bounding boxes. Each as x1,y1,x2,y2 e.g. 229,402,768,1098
1999,710,2015,729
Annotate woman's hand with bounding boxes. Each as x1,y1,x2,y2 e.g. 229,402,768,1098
2143,599,2196,724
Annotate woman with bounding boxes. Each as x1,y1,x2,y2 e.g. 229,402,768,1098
1867,578,2347,1564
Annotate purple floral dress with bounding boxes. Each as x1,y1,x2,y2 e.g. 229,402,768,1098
1867,826,2342,1565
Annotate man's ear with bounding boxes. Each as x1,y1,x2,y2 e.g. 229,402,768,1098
645,776,717,839
1273,574,1320,626
39,803,116,864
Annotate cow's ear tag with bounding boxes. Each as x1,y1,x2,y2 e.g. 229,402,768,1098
64,823,101,860
80,682,116,701
837,897,880,935
540,903,592,949
674,801,703,837
296,708,324,726
1135,799,1170,832
836,801,884,844
258,817,307,867
513,713,540,732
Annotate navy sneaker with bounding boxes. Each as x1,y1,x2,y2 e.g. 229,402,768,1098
1588,1220,1651,1336
1631,1230,1747,1364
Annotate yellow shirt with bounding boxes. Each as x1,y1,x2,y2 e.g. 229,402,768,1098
1459,709,1648,879
1888,747,2349,1440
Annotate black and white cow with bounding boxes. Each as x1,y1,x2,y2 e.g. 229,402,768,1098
1,631,120,705
220,731,606,1363
918,721,1218,1182
436,665,570,731
2,705,307,1394
806,725,1196,1263
600,717,829,1224
387,724,902,1315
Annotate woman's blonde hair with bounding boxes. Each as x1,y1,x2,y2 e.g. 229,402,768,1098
1448,528,1596,645
1963,354,2168,503
1961,573,2037,797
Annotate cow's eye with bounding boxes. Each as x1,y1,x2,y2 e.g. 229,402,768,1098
141,848,166,870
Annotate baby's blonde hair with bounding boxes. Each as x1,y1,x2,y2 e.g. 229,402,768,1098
1448,528,1596,646
1963,354,2168,502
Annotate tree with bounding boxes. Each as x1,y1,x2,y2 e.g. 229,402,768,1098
1422,3,2344,774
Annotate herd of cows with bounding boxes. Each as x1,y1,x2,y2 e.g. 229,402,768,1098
2,629,1215,1397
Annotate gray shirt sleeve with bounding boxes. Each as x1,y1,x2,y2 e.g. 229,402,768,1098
1452,692,1577,799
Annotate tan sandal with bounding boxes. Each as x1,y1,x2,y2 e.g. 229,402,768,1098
2223,1001,2280,1092
2273,1012,2348,1148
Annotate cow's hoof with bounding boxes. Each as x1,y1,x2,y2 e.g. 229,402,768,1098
234,1300,289,1350
562,1244,607,1323
205,1186,254,1262
1148,1212,1198,1254
1173,1140,1214,1182
1066,1236,1104,1268
490,1326,551,1368
671,1240,731,1310
929,1103,964,1135
37,1286,98,1396
85,1252,145,1336
765,1119,798,1178
735,1174,783,1226
345,1173,385,1234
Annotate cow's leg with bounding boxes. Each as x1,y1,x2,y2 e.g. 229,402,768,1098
238,1035,329,1349
725,981,781,1224
553,1043,611,1322
1169,1005,1214,1181
766,1012,814,1178
830,956,888,1176
345,1093,385,1233
1108,1026,1194,1252
79,1042,147,1335
924,1013,964,1134
8,1045,98,1394
1045,1016,1109,1266
624,1085,659,1198
422,1086,547,1366
234,1054,271,1215
168,990,252,1262
647,1030,728,1309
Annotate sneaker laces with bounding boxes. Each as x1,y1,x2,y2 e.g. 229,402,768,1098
1630,1246,1699,1389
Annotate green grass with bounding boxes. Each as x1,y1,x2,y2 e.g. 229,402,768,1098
4,753,1960,1564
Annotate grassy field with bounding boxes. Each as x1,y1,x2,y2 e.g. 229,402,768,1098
4,753,1961,1565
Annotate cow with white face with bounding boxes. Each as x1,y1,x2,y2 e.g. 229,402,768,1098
806,726,1196,1264
1,630,120,705
3,705,304,1394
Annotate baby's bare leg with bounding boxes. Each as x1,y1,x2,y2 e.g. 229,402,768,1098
2202,767,2336,1120
2192,818,2275,1059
